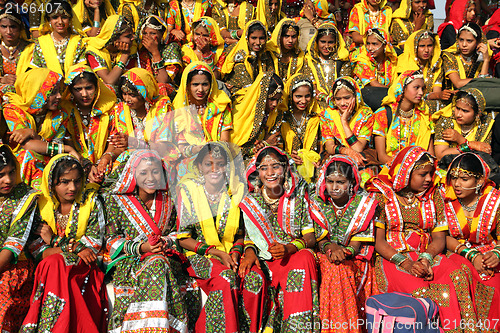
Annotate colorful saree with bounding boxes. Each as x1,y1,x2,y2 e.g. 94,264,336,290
61,65,117,164
303,23,349,108
348,0,392,41
373,70,432,160
443,153,500,332
3,69,68,189
166,0,210,42
390,0,434,49
73,0,116,35
21,154,107,332
220,20,276,96
240,146,322,332
310,155,378,333
105,150,188,332
0,146,38,333
177,142,266,332
365,146,478,332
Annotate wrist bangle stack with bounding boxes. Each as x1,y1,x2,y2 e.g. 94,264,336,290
244,244,258,255
390,252,408,266
457,140,471,153
454,243,465,253
124,240,141,256
116,61,126,70
136,139,150,149
152,60,166,71
93,20,100,28
417,252,434,266
345,245,356,256
459,246,481,263
194,242,214,256
320,241,332,254
50,235,62,247
230,242,244,256
230,30,240,40
490,248,500,260
290,239,307,251
346,134,358,146
72,242,87,254
334,145,342,154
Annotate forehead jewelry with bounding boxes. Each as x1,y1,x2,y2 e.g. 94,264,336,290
456,97,474,109
334,81,354,95
367,29,386,44
211,145,223,159
413,160,433,170
405,72,424,86
291,79,312,91
449,166,482,178
326,171,344,179
458,25,478,38
0,151,7,165
286,25,296,34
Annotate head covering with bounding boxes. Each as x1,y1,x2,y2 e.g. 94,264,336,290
280,73,319,116
392,0,432,20
38,154,96,241
38,1,83,36
351,0,392,37
111,149,168,194
269,18,301,56
382,70,426,107
396,30,441,74
6,68,62,115
138,15,168,43
230,71,282,146
483,8,500,35
322,76,372,147
432,87,485,120
299,0,331,19
316,155,362,202
444,152,491,199
255,0,285,31
220,20,269,77
122,68,159,106
306,22,349,61
73,0,116,32
438,0,475,36
0,10,29,41
182,16,224,62
354,28,398,66
86,15,131,50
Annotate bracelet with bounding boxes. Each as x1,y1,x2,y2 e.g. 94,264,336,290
101,151,116,161
152,60,165,71
390,252,408,266
457,140,471,153
93,20,100,28
116,61,126,70
345,245,356,256
454,243,465,253
290,239,306,251
346,135,358,146
230,242,244,256
73,242,87,254
417,252,434,266
205,245,215,255
136,240,144,256
194,241,204,255
230,30,239,40
136,139,150,149
184,144,196,158
320,241,332,254
244,244,258,254
490,249,500,261
469,251,481,263
59,143,64,154
334,145,341,154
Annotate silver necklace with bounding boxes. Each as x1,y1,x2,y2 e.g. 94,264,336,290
458,197,479,212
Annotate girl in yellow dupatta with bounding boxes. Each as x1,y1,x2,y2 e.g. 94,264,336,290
22,154,107,332
177,142,266,331
29,0,86,77
108,68,172,165
137,15,182,96
303,22,349,109
390,0,433,51
212,0,255,45
348,0,392,47
118,0,169,32
166,0,210,44
268,18,304,83
396,30,447,115
230,71,284,160
442,22,491,90
85,15,137,87
280,73,322,182
3,68,81,189
255,0,285,33
433,88,493,160
72,0,116,37
181,17,224,78
373,70,432,165
352,28,398,88
220,20,275,96
60,65,122,184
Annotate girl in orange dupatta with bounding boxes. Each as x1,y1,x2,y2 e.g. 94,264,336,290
443,152,500,332
311,155,378,333
365,146,478,331
166,0,210,44
3,68,79,190
348,0,392,48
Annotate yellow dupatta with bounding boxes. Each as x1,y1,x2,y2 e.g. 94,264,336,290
323,76,372,147
73,0,116,34
178,142,245,255
61,65,116,162
396,30,442,78
305,22,349,96
352,0,392,36
255,0,285,31
230,71,280,146
392,0,433,43
220,20,271,78
181,16,224,64
36,34,85,75
268,19,305,79
115,68,168,142
5,69,63,150
173,61,231,143
381,70,432,154
38,154,96,241
222,1,253,31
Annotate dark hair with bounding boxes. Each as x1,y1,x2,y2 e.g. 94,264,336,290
145,16,166,35
326,160,355,184
69,72,98,90
46,0,73,19
291,79,313,95
455,90,479,115
268,73,284,97
195,143,229,166
247,22,266,37
186,68,212,85
0,145,17,172
317,28,337,41
333,78,355,95
458,22,482,42
446,154,484,183
281,23,299,36
51,157,84,188
118,77,141,100
256,147,288,166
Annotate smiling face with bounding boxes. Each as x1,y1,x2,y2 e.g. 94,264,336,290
411,0,427,14
49,13,70,36
292,85,312,112
334,87,356,113
70,78,97,108
257,153,286,195
53,167,83,205
188,73,211,104
248,28,266,52
197,151,227,188
134,159,165,195
46,81,63,111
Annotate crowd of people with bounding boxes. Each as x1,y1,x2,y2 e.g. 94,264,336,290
0,0,500,331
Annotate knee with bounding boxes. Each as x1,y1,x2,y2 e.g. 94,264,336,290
242,269,265,295
218,269,238,289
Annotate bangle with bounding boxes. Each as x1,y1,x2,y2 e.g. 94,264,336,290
205,245,215,255
418,252,434,266
93,20,100,28
457,140,471,153
137,241,144,256
346,134,358,146
345,245,356,256
101,151,116,161
152,60,165,71
320,241,332,254
194,241,203,255
136,139,150,149
390,252,408,266
334,145,341,154
73,242,87,254
230,30,239,40
291,239,306,251
59,143,64,154
116,61,126,70
244,244,258,255
454,243,465,253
